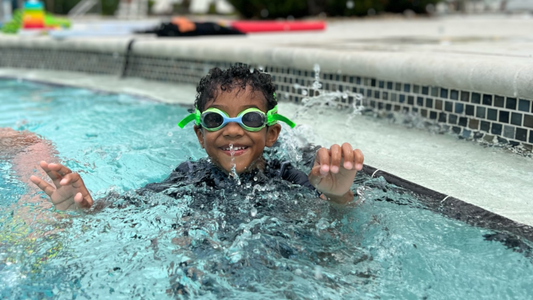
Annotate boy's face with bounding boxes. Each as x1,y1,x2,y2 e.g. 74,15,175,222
194,85,281,174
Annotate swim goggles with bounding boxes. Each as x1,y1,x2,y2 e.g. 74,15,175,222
178,105,295,132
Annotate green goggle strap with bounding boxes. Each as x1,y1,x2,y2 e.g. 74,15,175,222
267,107,295,128
177,108,201,129
177,105,295,129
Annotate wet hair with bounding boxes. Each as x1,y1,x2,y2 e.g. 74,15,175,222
194,65,277,112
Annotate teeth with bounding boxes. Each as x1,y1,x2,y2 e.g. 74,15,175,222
223,146,247,151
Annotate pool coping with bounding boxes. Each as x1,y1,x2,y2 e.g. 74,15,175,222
2,70,532,245
1,33,532,100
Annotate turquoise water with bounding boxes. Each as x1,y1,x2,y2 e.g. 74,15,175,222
1,79,533,299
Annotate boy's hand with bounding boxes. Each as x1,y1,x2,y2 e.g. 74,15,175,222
308,143,364,204
30,161,93,211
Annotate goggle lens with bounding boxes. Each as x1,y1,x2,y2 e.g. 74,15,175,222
241,112,265,128
202,112,224,129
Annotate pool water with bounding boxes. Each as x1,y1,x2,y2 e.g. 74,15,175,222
1,79,532,299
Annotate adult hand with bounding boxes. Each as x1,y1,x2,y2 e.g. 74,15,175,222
30,161,93,210
308,143,364,204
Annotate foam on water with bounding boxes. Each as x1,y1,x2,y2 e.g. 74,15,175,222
1,79,533,299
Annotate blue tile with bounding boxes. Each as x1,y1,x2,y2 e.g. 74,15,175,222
499,111,509,123
445,101,453,112
480,121,490,132
460,91,470,102
518,99,530,112
422,86,429,95
487,108,497,121
399,94,405,103
449,114,458,124
462,129,471,138
403,84,410,92
426,98,433,108
450,90,459,100
494,96,504,107
483,94,493,106
503,125,515,139
476,107,486,118
440,88,448,99
439,112,447,122
506,97,517,110
491,123,502,135
465,105,474,116
455,103,464,114
417,97,424,106
458,117,468,127
511,113,522,126
516,128,527,141
471,93,481,104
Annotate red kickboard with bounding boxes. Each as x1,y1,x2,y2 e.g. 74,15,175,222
230,21,325,33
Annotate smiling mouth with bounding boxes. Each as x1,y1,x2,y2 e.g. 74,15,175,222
220,146,248,151
220,146,249,156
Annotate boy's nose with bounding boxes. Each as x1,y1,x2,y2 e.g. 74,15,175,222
222,122,244,137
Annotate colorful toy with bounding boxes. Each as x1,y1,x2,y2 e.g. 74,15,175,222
22,0,46,29
0,1,71,34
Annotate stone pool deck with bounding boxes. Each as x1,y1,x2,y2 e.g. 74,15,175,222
2,14,533,227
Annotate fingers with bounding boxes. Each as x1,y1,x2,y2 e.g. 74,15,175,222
74,192,94,209
314,143,365,173
354,148,364,171
39,161,72,187
47,162,73,177
314,147,331,176
30,175,55,196
329,144,342,174
341,143,354,170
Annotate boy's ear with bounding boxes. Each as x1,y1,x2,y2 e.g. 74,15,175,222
265,124,281,147
193,125,205,148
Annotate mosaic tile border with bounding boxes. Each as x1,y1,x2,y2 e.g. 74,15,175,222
0,47,125,76
1,47,532,151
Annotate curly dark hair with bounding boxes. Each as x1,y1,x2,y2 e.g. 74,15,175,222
194,65,277,112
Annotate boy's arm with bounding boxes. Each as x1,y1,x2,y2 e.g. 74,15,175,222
308,143,364,204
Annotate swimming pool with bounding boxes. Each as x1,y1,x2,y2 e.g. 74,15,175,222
1,79,533,299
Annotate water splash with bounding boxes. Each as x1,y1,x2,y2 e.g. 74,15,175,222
228,143,241,185
293,64,365,125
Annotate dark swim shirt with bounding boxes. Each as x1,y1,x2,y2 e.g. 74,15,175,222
141,158,316,198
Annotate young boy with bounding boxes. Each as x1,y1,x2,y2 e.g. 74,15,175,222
30,65,364,210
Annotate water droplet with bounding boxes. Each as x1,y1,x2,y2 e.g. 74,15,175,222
167,132,173,137
316,218,329,230
253,176,258,181
250,208,257,217
250,67,255,73
301,90,308,96
294,268,302,275
314,266,323,279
